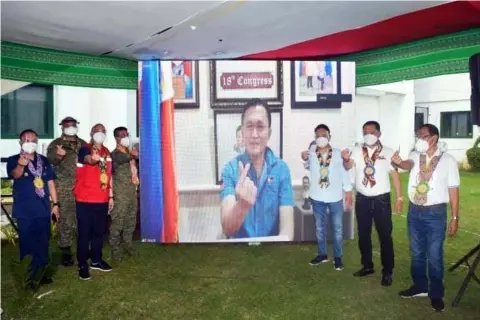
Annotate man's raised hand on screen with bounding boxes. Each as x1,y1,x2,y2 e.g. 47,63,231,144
235,162,257,208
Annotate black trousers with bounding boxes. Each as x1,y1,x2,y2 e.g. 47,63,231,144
76,202,108,266
355,192,394,275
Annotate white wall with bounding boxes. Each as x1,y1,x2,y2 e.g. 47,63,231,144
0,86,137,157
414,73,477,161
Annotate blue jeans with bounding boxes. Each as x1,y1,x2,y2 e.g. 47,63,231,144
311,199,343,258
408,203,447,299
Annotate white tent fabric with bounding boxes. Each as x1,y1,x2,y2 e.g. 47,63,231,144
1,1,446,60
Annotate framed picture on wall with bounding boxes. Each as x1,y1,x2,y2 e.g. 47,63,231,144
171,60,200,108
210,60,283,109
213,109,283,184
290,61,353,109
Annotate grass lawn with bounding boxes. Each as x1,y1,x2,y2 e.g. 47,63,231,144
1,172,479,319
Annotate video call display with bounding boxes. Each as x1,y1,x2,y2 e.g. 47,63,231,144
138,60,356,243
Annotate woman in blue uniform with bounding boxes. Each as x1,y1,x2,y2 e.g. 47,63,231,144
7,129,60,289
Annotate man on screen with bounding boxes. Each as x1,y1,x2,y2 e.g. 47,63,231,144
220,99,294,239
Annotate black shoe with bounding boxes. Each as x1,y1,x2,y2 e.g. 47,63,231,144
399,286,428,298
40,276,53,285
60,247,74,267
334,258,344,271
353,267,374,277
431,298,445,312
381,273,393,286
309,255,329,266
78,265,91,281
24,279,36,291
91,260,113,272
61,253,74,267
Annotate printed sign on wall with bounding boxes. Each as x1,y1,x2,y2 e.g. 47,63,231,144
210,60,283,108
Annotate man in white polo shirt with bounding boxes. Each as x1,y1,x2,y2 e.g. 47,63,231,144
392,124,459,312
302,124,353,271
342,121,403,287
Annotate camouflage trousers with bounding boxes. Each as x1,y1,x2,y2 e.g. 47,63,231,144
109,194,138,257
57,184,77,248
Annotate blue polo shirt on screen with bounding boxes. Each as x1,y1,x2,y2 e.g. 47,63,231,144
220,148,294,238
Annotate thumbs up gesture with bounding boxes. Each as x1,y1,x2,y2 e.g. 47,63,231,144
235,162,257,208
56,145,66,157
91,151,101,162
18,155,29,167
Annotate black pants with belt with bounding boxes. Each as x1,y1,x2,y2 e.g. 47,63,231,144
76,202,108,267
355,192,394,275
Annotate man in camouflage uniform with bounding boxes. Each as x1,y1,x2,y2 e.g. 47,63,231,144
110,126,139,261
47,117,87,266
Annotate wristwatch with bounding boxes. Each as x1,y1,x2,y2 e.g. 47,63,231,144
452,216,459,220
52,202,60,208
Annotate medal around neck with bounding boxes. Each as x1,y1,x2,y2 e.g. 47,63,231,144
33,177,44,189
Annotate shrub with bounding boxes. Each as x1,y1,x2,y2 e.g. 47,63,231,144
466,137,480,171
1,179,13,195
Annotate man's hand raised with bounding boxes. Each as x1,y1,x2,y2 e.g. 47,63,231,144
56,145,66,157
18,155,29,167
341,149,350,162
391,151,403,166
235,162,257,208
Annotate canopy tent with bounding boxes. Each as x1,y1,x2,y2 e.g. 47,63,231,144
1,0,479,88
2,1,479,60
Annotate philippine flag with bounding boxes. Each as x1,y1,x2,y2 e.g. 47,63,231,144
160,61,179,243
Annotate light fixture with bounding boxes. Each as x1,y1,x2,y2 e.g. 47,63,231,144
190,25,196,30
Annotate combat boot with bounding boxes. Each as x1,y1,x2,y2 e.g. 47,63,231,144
60,246,74,267
124,244,137,257
111,249,123,262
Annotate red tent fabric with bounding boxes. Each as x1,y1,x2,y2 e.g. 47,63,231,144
243,1,480,60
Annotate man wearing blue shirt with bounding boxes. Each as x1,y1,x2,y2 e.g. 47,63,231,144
220,100,294,239
7,129,60,289
304,124,352,270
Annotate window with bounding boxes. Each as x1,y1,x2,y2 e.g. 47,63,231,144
440,111,473,139
415,106,428,131
1,84,54,139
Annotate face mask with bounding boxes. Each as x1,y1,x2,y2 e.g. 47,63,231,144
63,126,78,136
92,132,106,144
22,142,37,154
363,134,378,146
415,139,429,153
316,137,329,148
120,137,130,147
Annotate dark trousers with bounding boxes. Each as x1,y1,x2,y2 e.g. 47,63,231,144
76,202,108,266
408,203,447,299
307,76,313,88
17,217,51,279
355,192,394,274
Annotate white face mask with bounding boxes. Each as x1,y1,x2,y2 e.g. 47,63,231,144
120,137,130,147
316,137,329,148
22,142,37,154
92,132,106,144
363,134,378,146
415,139,429,153
63,126,78,136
